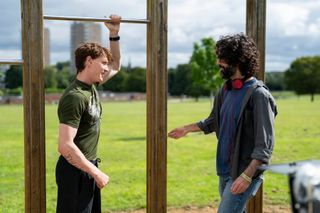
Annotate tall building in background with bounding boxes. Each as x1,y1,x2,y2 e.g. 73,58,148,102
43,27,51,66
70,22,102,71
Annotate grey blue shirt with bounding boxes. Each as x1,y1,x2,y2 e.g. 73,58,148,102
197,79,277,179
217,78,257,176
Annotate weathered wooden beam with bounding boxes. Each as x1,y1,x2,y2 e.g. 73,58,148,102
246,0,266,213
246,0,266,81
21,0,46,212
146,0,168,212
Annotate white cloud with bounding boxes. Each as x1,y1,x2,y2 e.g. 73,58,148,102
265,0,320,71
44,0,146,19
268,3,309,37
168,52,191,67
268,1,320,37
167,0,246,67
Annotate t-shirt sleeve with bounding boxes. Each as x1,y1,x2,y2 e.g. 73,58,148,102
58,93,87,128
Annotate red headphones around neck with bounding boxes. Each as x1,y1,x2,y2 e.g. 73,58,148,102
224,79,244,90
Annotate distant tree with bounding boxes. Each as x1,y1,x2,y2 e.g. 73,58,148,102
125,67,146,92
51,61,73,89
5,65,22,89
56,61,70,71
168,64,192,96
168,64,210,100
190,37,223,100
188,80,210,100
0,71,5,81
284,56,320,102
266,72,285,91
168,68,176,95
44,66,57,88
56,68,71,89
102,67,128,92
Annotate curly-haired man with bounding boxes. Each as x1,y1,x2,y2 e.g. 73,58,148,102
168,33,277,213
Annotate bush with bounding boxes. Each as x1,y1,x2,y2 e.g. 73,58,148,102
45,87,64,94
7,87,22,96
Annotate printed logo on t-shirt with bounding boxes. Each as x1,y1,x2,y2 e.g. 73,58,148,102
88,95,101,124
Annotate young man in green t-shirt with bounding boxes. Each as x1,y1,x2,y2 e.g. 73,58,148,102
56,14,121,213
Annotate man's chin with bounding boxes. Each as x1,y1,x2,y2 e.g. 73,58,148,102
95,79,103,85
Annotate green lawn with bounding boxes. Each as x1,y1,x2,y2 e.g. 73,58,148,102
0,94,319,212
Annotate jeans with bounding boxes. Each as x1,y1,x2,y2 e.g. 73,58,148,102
218,175,263,213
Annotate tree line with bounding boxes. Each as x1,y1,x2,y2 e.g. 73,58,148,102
1,38,320,101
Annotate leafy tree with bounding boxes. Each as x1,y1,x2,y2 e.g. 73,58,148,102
44,66,57,88
52,61,73,89
56,61,71,71
190,37,223,100
5,65,22,89
56,68,71,89
125,67,146,92
0,71,5,82
168,68,176,95
168,64,192,96
102,67,128,92
168,64,210,100
285,56,320,102
266,72,285,91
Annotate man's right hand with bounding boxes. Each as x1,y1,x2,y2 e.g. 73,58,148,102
168,127,188,139
168,123,201,139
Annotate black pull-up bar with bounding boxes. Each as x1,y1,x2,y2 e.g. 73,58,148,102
44,15,150,24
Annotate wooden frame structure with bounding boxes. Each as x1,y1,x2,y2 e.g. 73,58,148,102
246,0,266,212
21,0,46,212
0,0,266,212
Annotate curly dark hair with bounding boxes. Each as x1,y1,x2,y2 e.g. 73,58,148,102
75,42,113,73
216,33,260,78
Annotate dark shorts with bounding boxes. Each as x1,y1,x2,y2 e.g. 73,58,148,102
56,156,101,213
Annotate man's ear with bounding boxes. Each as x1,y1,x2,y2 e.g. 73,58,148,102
85,56,93,67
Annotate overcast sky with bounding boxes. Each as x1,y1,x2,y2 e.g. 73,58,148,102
0,0,320,71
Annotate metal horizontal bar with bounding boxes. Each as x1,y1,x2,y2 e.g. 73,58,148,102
44,15,150,24
0,59,23,65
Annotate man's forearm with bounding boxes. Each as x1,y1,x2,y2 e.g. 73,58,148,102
109,38,121,71
184,123,201,133
168,123,202,139
243,159,263,178
101,38,121,84
59,142,99,176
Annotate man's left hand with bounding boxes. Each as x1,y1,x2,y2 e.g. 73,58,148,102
230,176,251,194
105,14,121,36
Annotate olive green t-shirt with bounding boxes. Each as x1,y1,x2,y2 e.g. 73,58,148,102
58,79,102,160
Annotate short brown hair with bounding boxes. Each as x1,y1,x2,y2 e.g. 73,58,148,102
75,42,113,73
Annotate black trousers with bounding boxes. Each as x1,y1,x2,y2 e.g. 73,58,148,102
56,156,101,213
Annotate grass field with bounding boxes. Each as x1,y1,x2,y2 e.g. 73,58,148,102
0,93,319,212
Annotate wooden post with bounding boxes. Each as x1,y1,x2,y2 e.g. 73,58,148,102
246,0,266,81
246,0,266,213
146,0,168,212
21,0,46,212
